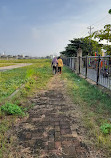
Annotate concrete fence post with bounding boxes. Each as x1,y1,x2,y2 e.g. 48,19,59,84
76,48,82,74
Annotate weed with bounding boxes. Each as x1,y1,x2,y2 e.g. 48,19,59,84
1,103,25,116
100,123,111,135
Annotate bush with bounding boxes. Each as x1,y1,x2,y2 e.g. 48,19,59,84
1,103,25,116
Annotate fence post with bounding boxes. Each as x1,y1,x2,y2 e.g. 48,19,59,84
85,55,88,78
69,58,71,68
67,58,68,66
70,58,72,69
68,58,70,67
76,48,82,74
71,58,72,69
79,56,80,74
97,55,100,85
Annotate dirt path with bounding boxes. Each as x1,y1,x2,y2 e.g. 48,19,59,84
8,75,106,158
0,63,32,71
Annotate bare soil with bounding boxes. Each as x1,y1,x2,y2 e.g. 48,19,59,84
6,75,106,158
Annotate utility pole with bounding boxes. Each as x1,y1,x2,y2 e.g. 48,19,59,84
87,26,94,55
87,26,94,36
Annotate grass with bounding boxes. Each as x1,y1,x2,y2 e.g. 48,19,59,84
0,63,16,67
0,109,16,158
0,59,50,63
61,66,111,156
0,59,53,157
0,59,52,102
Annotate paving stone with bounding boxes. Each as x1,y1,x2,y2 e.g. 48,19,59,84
60,121,70,125
62,140,73,147
62,145,77,156
55,126,60,132
54,122,60,126
61,128,72,135
60,124,70,129
34,139,46,150
55,131,61,138
48,142,55,150
55,141,61,149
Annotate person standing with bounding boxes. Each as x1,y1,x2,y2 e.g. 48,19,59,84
51,57,58,74
57,56,63,74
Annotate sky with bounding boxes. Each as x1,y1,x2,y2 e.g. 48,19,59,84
0,0,111,57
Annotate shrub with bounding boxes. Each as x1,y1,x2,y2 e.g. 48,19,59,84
1,103,25,116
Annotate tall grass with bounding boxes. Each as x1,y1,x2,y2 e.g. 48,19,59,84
62,66,111,113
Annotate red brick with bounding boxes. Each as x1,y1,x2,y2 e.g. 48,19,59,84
61,129,72,135
55,141,61,149
62,141,72,146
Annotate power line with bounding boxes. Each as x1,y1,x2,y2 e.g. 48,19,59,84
75,14,111,39
82,14,110,38
90,14,109,27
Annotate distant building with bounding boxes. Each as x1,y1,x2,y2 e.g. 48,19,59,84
17,55,24,59
24,56,30,59
50,55,55,59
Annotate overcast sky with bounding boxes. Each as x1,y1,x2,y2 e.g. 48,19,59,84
0,0,111,57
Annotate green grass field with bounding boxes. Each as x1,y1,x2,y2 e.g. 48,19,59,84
0,59,52,102
0,59,44,63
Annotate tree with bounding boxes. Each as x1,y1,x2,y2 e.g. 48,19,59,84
83,37,102,55
92,24,111,42
60,38,84,57
103,45,111,55
60,37,102,57
92,24,111,55
108,9,111,14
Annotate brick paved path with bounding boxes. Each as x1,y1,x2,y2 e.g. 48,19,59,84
11,76,105,158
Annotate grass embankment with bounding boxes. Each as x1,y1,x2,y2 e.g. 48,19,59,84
61,66,111,156
0,59,52,157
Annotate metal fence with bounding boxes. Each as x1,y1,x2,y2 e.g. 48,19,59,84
63,56,111,90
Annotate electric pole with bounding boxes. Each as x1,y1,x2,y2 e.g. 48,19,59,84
87,26,94,37
87,26,94,55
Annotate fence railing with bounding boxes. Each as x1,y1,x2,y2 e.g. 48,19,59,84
63,56,111,90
